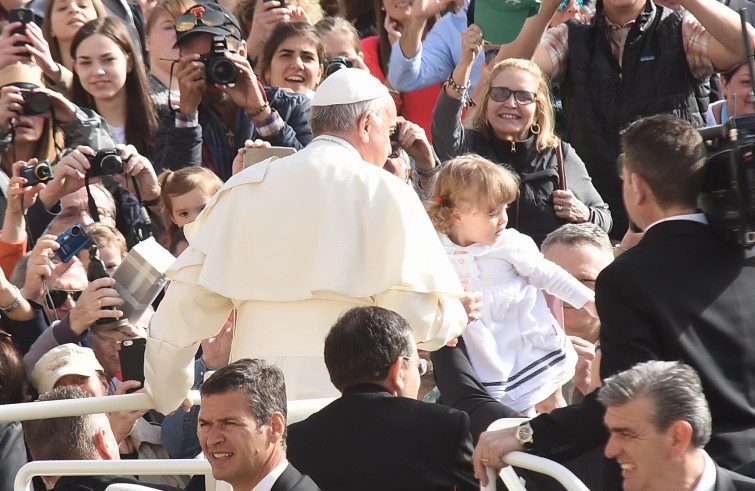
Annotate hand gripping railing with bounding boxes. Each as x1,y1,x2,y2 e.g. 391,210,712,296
14,459,212,491
479,418,590,491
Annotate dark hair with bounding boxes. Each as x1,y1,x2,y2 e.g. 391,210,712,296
324,306,413,391
257,22,324,85
0,334,27,405
598,360,712,448
22,385,104,460
200,359,288,440
71,18,158,158
721,62,747,84
43,0,106,66
620,114,706,208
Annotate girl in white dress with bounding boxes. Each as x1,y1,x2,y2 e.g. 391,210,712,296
426,155,597,415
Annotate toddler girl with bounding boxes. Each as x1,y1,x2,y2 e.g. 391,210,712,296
158,167,223,249
427,155,597,415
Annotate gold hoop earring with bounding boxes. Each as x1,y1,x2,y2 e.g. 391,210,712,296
530,123,541,134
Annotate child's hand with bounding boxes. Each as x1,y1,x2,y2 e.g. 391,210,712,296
460,277,483,323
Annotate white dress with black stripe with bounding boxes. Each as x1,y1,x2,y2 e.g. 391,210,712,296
439,229,593,415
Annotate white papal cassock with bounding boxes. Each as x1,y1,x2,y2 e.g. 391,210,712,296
145,136,468,414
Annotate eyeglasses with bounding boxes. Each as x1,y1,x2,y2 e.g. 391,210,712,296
175,6,233,32
403,357,429,377
93,331,136,349
489,87,537,105
45,290,83,309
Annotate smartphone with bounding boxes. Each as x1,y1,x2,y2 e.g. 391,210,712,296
55,224,91,263
243,146,296,168
8,8,34,51
120,338,146,393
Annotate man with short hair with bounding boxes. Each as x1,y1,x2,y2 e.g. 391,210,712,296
146,68,467,413
153,2,312,180
541,223,614,345
198,359,320,491
22,385,182,491
474,114,755,487
599,360,755,491
286,306,478,491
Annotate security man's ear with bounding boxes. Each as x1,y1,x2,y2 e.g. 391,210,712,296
267,411,286,444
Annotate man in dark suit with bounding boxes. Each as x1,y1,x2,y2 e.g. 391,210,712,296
599,360,755,491
198,359,320,491
287,306,478,491
473,114,755,487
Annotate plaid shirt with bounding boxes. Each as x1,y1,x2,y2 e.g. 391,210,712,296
543,11,713,86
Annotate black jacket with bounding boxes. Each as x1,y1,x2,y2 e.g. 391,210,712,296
561,2,707,237
153,87,313,181
287,384,478,491
432,90,612,245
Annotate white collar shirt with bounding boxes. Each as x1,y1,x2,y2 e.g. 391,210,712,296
250,460,288,491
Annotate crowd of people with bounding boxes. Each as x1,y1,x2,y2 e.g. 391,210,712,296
0,0,755,488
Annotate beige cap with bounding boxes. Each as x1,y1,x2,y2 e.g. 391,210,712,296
32,344,104,394
311,68,389,107
0,63,44,88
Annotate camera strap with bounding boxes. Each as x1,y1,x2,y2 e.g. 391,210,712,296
84,174,102,224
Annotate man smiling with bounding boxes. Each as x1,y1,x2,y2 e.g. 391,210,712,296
198,359,320,491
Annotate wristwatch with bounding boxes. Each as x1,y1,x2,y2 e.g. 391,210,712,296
515,421,535,450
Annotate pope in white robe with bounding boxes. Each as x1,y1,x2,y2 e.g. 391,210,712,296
144,69,468,414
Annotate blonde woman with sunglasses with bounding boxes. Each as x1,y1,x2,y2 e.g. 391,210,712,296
431,50,611,246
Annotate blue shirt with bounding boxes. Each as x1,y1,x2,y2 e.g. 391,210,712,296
387,2,484,93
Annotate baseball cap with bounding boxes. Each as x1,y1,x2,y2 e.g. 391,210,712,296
31,344,104,394
474,0,541,45
175,3,242,46
312,68,389,107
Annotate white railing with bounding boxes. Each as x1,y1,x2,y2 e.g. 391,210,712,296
14,459,211,491
0,391,334,425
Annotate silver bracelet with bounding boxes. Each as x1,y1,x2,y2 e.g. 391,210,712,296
0,285,23,313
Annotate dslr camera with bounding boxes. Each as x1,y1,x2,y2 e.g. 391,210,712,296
200,36,237,85
325,56,352,78
20,160,53,186
86,149,123,176
19,89,51,116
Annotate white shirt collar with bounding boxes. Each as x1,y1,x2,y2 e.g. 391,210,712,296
250,460,289,491
644,212,708,232
691,450,717,491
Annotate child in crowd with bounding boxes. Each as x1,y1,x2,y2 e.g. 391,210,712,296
426,155,597,415
314,17,369,72
78,223,128,276
158,167,223,248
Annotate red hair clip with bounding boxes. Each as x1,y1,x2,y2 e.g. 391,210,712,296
433,196,443,204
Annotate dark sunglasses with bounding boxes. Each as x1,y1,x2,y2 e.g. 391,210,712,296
175,6,232,33
489,87,537,105
45,290,83,309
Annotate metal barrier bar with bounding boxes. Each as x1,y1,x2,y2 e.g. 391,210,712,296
14,459,211,491
481,452,590,491
0,392,200,423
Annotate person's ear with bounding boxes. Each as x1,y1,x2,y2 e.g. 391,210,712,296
667,420,693,458
238,40,247,58
357,111,372,145
630,172,650,206
94,427,119,460
386,357,404,396
266,411,285,445
126,54,133,74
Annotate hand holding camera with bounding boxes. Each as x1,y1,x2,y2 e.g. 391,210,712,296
392,118,435,170
114,144,160,202
68,275,125,335
247,0,291,60
20,234,65,302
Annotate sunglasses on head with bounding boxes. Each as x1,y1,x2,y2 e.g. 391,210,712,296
489,87,537,105
45,290,83,309
175,6,232,33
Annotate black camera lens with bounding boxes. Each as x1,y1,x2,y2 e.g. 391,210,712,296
325,56,353,78
208,57,237,85
34,162,51,180
100,155,122,175
23,91,51,116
